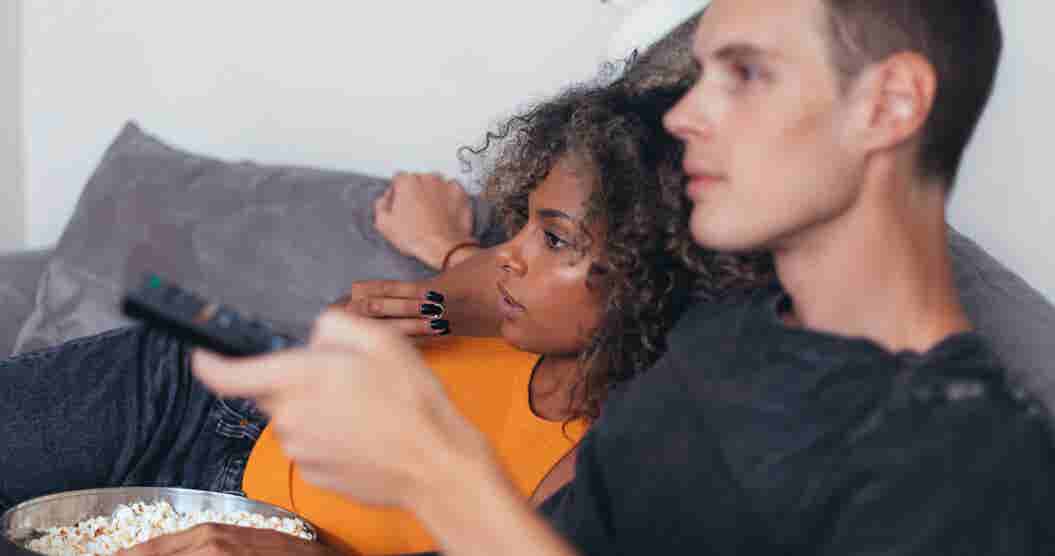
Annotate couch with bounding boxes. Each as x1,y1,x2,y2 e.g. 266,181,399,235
1,122,1054,414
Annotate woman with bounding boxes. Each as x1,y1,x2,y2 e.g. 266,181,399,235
1,79,768,555
242,76,769,554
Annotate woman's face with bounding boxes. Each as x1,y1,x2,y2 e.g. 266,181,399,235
495,161,606,357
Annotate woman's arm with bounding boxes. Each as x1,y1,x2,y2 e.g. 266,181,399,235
373,172,477,271
418,246,501,337
332,171,502,336
333,246,502,338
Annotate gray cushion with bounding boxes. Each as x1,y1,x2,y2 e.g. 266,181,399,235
951,228,1055,408
12,124,1053,412
13,122,496,354
0,248,53,355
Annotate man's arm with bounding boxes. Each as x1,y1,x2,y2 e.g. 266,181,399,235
189,311,579,556
406,450,579,556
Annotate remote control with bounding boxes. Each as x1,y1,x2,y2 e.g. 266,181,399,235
121,273,301,356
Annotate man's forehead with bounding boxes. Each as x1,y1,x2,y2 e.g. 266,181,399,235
694,0,826,58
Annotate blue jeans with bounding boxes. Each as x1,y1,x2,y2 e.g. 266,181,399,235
0,326,268,512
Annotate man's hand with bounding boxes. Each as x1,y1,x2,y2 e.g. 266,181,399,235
191,311,579,556
374,172,475,270
118,524,344,556
331,280,450,337
192,309,490,508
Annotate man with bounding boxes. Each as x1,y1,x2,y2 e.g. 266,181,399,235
173,1,1054,555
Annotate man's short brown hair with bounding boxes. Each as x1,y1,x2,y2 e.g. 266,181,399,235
821,0,1003,187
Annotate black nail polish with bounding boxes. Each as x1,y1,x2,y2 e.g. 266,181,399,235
426,291,445,303
421,303,443,316
430,319,450,331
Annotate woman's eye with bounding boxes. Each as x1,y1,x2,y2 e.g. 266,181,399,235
543,230,567,250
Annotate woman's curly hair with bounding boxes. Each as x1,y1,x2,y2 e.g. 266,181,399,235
462,75,773,423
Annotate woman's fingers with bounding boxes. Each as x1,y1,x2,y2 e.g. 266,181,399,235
356,297,443,320
326,281,451,337
374,184,395,214
346,280,438,303
387,317,450,337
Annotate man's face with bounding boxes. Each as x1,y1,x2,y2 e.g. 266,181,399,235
664,0,865,253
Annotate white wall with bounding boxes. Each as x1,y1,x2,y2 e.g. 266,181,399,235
948,0,1055,303
12,0,1055,302
20,1,623,247
0,0,23,252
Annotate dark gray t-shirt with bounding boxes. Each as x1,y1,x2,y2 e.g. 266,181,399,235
540,287,1055,555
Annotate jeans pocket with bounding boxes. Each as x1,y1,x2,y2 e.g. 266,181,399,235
207,398,269,494
214,398,268,440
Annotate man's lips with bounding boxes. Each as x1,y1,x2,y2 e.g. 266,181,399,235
497,282,525,312
685,171,725,198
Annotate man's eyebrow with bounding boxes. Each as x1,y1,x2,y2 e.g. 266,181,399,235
711,42,773,63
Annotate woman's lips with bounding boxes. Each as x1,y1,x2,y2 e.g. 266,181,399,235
497,282,525,317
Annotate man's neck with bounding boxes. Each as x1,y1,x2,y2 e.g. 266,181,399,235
773,167,972,354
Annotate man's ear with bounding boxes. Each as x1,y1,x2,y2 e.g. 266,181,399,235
847,51,937,154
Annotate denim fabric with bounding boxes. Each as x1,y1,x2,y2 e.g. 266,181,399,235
0,326,268,512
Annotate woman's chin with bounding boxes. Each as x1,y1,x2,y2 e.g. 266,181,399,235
500,321,539,353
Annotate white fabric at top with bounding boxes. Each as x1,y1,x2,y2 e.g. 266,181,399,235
606,0,711,60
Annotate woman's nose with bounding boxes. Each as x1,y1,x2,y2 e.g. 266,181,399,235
495,236,527,277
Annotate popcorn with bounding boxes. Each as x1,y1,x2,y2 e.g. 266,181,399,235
24,500,313,555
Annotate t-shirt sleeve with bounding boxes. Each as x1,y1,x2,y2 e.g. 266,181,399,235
815,398,1055,556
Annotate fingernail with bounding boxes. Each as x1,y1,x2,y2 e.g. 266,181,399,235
421,303,443,317
426,291,445,303
430,319,450,332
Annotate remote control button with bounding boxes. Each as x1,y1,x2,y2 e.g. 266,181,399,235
214,309,236,328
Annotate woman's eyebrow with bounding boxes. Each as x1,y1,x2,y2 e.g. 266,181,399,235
536,208,577,223
537,207,595,243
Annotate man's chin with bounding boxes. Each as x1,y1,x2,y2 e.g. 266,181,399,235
690,222,769,254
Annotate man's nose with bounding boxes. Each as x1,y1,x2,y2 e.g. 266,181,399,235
664,86,714,142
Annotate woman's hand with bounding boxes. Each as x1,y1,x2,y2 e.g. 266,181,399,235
374,172,476,270
117,523,345,556
331,280,450,337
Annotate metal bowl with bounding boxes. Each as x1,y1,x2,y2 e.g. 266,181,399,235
2,487,316,551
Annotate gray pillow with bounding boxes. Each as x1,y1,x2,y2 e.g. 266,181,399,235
951,228,1055,408
14,122,495,354
0,249,52,355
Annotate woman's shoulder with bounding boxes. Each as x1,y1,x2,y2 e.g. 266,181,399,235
417,335,536,364
417,336,539,407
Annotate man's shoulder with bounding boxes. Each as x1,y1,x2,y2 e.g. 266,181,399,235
818,336,1055,552
847,333,1055,497
896,332,1049,424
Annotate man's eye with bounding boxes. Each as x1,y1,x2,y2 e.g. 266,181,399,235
733,63,762,83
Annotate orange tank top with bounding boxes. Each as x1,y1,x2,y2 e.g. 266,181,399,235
242,336,586,555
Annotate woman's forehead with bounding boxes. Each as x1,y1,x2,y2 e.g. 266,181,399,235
530,159,593,217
